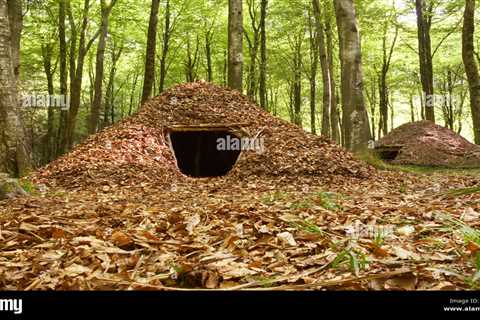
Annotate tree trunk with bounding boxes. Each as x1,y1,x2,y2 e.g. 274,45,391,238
389,90,394,130
0,0,31,176
7,0,21,83
228,0,243,91
63,0,99,151
308,8,318,135
205,25,214,82
89,0,117,134
325,6,340,143
258,0,267,110
312,0,330,138
245,0,260,99
128,71,139,116
57,0,68,156
292,33,303,127
223,49,227,86
41,43,56,162
184,34,199,82
103,43,123,128
415,0,435,122
141,0,160,103
378,20,398,136
334,0,371,152
159,0,171,93
365,77,376,141
462,0,480,144
409,94,415,123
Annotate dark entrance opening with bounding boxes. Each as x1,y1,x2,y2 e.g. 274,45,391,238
375,146,402,161
169,130,241,177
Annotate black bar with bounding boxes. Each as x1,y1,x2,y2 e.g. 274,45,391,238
0,291,479,318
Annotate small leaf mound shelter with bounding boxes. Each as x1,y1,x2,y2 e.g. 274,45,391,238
374,120,480,167
33,82,374,189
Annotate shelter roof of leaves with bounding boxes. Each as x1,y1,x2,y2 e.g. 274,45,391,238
33,81,374,190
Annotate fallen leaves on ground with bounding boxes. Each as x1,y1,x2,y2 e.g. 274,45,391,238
0,82,479,291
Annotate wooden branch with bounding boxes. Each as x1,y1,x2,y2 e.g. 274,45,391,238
167,122,252,130
85,28,101,54
432,18,462,58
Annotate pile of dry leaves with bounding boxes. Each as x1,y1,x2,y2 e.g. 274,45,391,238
0,82,479,291
375,120,480,167
32,81,373,190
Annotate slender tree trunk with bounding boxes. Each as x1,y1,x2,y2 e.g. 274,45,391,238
223,49,227,86
292,33,303,127
336,87,344,145
445,69,454,130
270,87,278,115
334,0,371,152
418,84,425,120
57,0,68,156
103,43,123,128
389,91,394,130
205,25,214,82
462,0,480,144
62,0,78,152
378,20,398,136
313,0,330,138
287,81,294,123
228,0,243,91
409,94,415,122
159,0,171,93
41,43,55,162
89,0,117,134
308,9,318,134
245,0,260,99
0,0,31,176
141,0,160,103
456,82,466,134
258,0,267,110
415,0,435,122
184,34,199,82
128,71,139,116
325,7,339,143
365,78,376,140
64,0,100,150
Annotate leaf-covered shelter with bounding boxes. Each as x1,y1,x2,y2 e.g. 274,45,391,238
34,82,372,189
374,120,480,168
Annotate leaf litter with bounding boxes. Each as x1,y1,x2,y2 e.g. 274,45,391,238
0,82,480,290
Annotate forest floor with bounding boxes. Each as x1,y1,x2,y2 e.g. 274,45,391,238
1,83,480,291
1,163,480,291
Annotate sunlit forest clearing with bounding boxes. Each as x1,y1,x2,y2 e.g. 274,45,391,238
1,0,480,291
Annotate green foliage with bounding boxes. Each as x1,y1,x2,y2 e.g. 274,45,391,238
331,247,369,275
314,191,343,211
289,198,314,210
445,186,480,197
19,179,36,194
440,214,480,245
289,219,323,234
465,253,480,289
373,231,385,247
260,190,289,205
